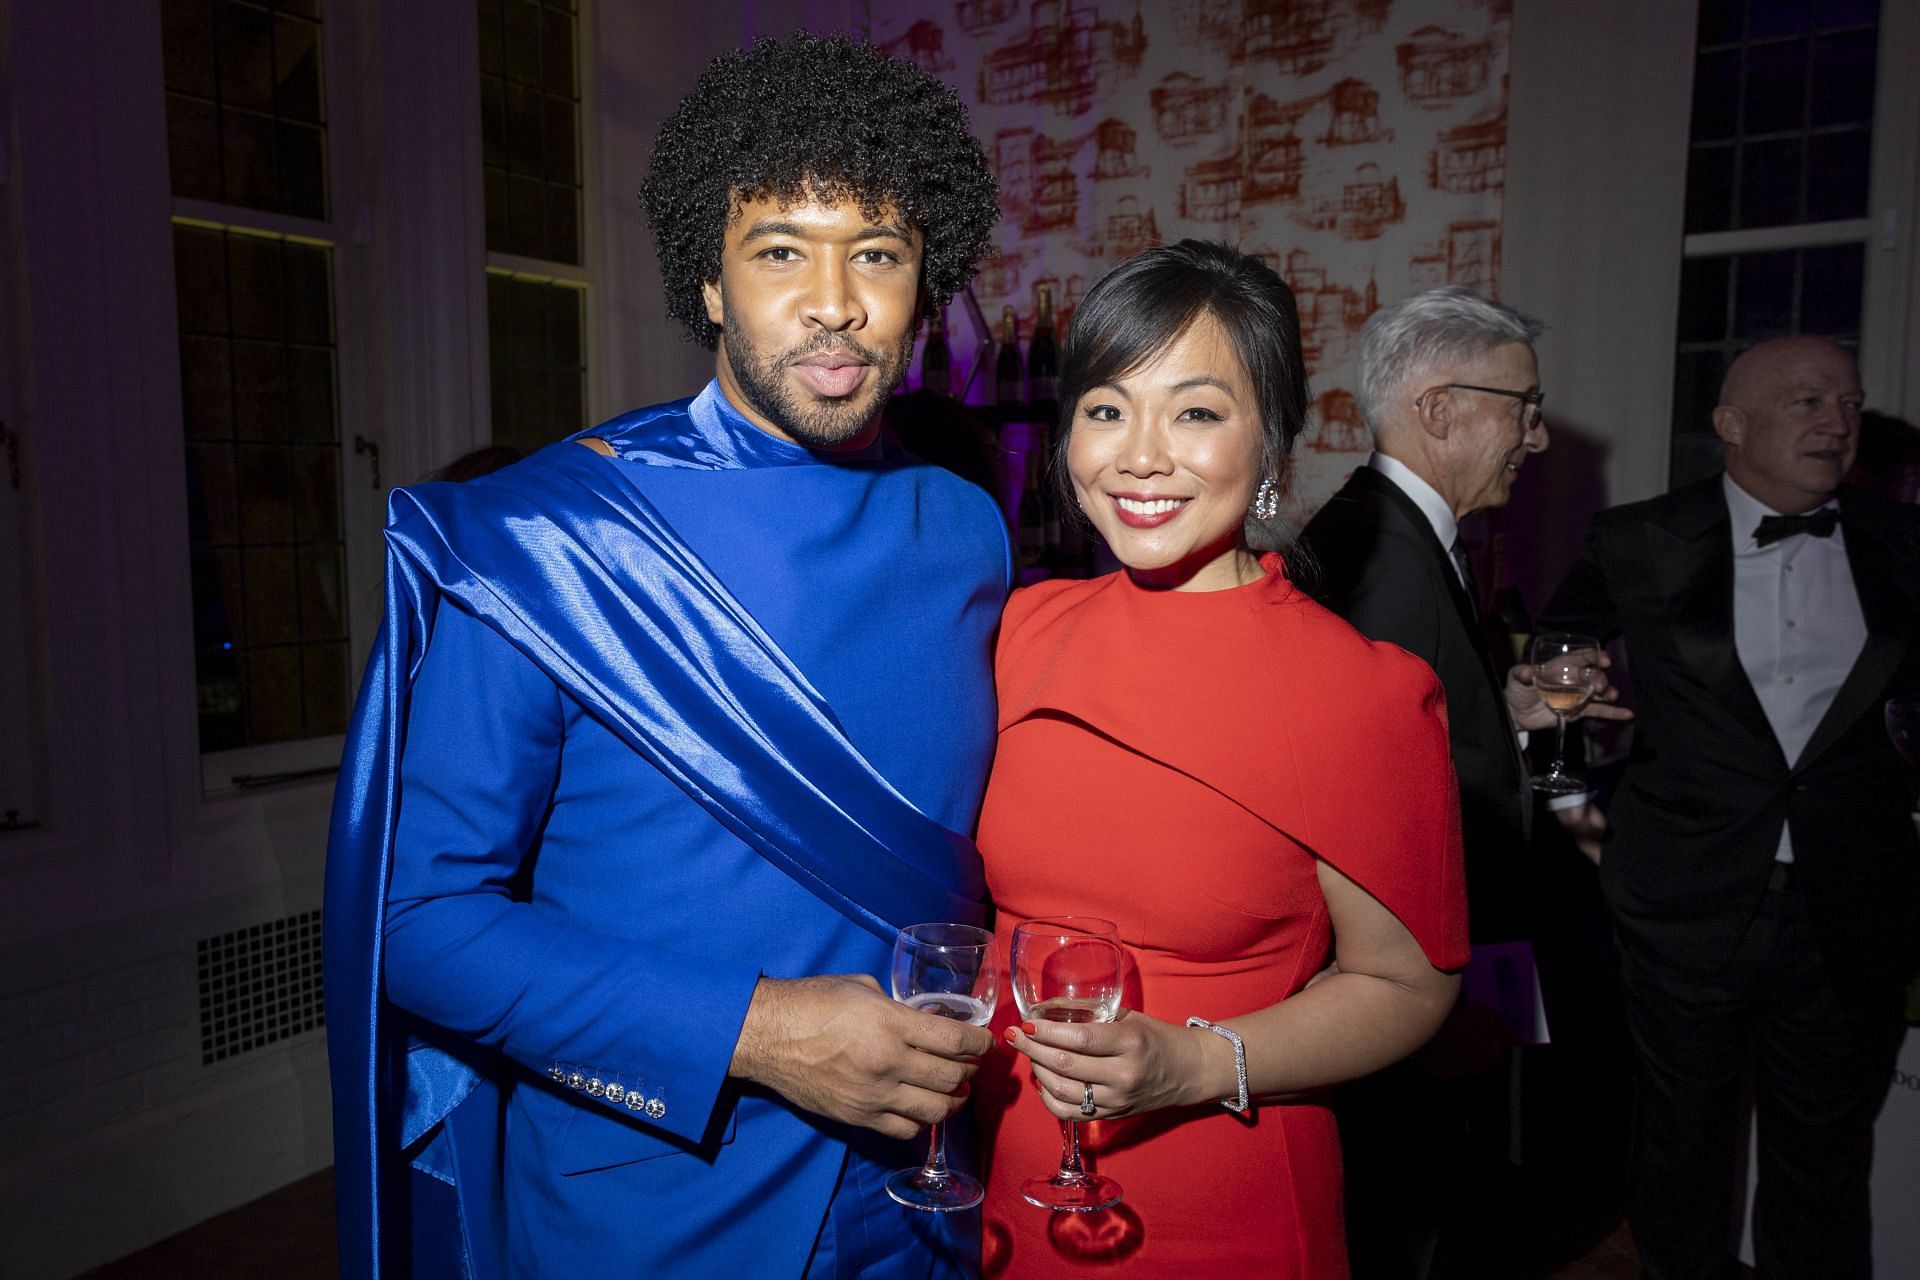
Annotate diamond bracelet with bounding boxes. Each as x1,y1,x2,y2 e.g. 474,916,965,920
1185,1016,1249,1113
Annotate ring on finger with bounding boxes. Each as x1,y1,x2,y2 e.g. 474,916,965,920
1080,1081,1097,1118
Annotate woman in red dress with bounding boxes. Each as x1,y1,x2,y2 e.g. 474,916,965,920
975,241,1469,1278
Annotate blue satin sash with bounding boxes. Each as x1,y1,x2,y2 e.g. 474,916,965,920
323,387,988,1278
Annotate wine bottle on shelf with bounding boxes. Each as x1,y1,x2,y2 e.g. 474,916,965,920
1027,284,1059,420
1017,449,1047,573
921,308,950,396
995,306,1023,408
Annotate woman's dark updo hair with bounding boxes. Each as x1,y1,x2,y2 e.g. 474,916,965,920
641,33,1000,350
1052,240,1311,552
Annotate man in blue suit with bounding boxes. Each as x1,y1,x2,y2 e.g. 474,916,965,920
324,35,1009,1278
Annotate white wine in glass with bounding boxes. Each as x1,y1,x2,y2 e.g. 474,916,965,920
885,923,998,1213
1530,633,1601,795
1011,916,1125,1213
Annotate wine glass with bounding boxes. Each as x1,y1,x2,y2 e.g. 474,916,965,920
885,922,999,1212
1010,916,1125,1213
1530,633,1602,795
1888,697,1920,766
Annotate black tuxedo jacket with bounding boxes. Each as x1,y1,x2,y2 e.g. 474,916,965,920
1539,476,1920,986
1301,464,1532,943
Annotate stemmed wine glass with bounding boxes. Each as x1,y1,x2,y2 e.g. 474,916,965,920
1529,633,1602,795
885,922,999,1212
1888,696,1920,767
1010,916,1125,1213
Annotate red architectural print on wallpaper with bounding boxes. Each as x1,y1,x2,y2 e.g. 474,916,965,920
1321,78,1392,146
978,0,1147,117
1241,0,1394,78
1181,150,1244,224
1094,118,1148,179
1310,388,1372,453
881,19,955,74
1409,219,1501,294
1278,247,1378,371
956,0,1020,37
1151,71,1231,145
1290,161,1406,241
1395,25,1496,106
1428,103,1506,194
1084,194,1160,261
995,118,1145,236
1169,0,1241,55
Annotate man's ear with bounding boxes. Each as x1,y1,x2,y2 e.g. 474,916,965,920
1414,385,1451,441
1711,404,1742,448
702,277,724,328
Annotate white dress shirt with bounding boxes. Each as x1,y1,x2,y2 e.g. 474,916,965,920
1368,452,1465,589
1722,474,1868,862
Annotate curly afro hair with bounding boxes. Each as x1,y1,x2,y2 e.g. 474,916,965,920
641,33,1000,350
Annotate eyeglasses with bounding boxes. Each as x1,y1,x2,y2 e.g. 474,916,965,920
1442,383,1546,429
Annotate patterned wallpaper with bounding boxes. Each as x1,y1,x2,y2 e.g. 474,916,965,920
869,0,1513,521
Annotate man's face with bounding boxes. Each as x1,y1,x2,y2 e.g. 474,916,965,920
1431,341,1547,518
1716,339,1862,514
702,192,923,450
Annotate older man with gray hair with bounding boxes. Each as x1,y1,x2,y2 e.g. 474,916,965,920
1301,285,1588,1279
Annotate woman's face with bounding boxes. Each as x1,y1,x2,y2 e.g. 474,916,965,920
1066,312,1266,592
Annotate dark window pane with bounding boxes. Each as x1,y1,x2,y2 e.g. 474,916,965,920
542,6,575,96
279,0,321,19
1749,0,1812,39
1738,136,1804,227
222,108,278,209
507,176,546,257
1813,0,1878,27
478,1,503,76
1700,0,1746,45
489,359,514,440
506,83,543,174
548,286,582,365
245,647,302,743
174,226,230,333
1672,348,1727,436
1806,128,1871,221
237,445,294,541
505,0,542,85
182,337,235,440
297,549,344,641
274,15,324,124
544,94,577,184
291,446,340,542
1691,49,1740,142
191,549,244,649
1800,242,1865,334
282,243,332,343
546,185,579,265
244,547,298,646
510,278,548,361
189,444,241,546
1686,144,1736,234
277,121,328,219
1678,257,1731,343
1733,249,1797,336
1810,29,1877,126
484,167,510,249
302,642,349,736
287,347,335,442
217,1,276,110
553,370,583,436
228,234,285,338
1742,38,1808,134
480,75,506,168
511,365,549,443
232,340,289,439
167,95,225,202
162,0,219,99
487,274,512,338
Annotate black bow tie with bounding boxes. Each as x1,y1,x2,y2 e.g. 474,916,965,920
1753,507,1839,547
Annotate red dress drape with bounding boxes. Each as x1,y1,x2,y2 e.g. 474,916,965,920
975,555,1468,1278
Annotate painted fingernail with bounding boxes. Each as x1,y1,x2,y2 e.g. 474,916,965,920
1021,1021,1037,1036
1003,1025,1020,1044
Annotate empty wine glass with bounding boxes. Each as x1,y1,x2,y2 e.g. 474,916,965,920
1530,633,1602,795
1888,696,1920,766
885,922,998,1212
1010,916,1125,1213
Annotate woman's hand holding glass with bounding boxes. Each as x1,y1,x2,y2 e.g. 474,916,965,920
1005,1007,1232,1122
